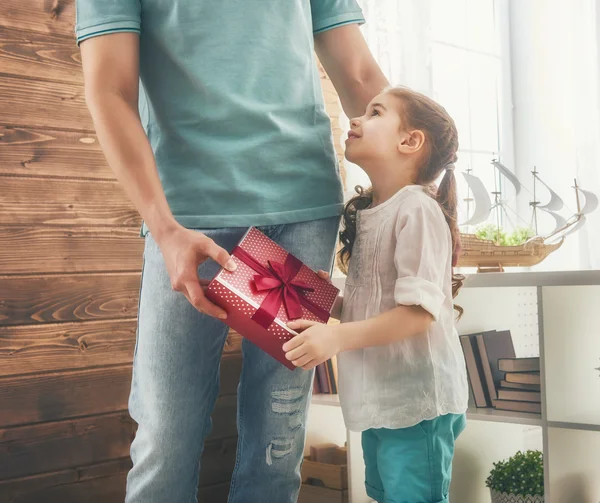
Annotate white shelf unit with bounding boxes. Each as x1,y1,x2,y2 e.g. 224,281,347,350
307,271,600,503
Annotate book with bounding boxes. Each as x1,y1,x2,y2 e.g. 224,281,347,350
316,363,330,393
500,380,541,391
505,372,541,386
492,399,541,414
497,388,541,403
476,330,515,401
460,334,491,407
326,359,337,394
498,357,540,373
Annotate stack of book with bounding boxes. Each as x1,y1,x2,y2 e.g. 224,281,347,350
313,357,339,395
460,330,541,414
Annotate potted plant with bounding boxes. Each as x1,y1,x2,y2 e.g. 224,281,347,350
486,450,544,502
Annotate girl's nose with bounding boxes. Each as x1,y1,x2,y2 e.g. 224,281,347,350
350,118,361,128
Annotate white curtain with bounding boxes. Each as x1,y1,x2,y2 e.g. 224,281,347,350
510,0,600,270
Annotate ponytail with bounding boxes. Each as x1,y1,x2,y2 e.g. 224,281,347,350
436,165,465,317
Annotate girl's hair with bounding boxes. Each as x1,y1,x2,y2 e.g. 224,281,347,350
338,86,465,316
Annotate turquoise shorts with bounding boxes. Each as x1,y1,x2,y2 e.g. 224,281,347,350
362,413,466,503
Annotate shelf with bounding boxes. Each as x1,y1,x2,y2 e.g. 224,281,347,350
461,270,600,289
313,397,544,427
312,394,340,407
466,407,543,426
547,420,600,432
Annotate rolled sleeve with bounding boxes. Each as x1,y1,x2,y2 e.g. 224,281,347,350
310,0,365,34
393,197,450,321
394,277,446,322
76,0,141,46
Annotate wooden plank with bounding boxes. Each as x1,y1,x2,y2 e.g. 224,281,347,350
0,365,132,427
197,482,230,503
0,322,240,378
198,437,237,487
2,473,128,503
0,319,137,377
1,0,76,38
218,356,242,397
0,28,81,83
0,75,92,131
0,127,110,179
0,443,236,502
1,476,231,503
222,331,242,358
0,227,144,275
0,177,140,226
0,458,132,499
207,395,238,442
0,365,238,430
0,273,141,326
0,412,135,480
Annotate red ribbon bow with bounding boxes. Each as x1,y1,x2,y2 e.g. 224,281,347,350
253,260,314,321
231,246,330,330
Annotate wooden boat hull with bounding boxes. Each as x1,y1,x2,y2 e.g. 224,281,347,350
457,234,563,268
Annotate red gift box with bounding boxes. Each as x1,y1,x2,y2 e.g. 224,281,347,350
206,227,339,370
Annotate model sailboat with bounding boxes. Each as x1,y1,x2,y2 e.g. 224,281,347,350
457,160,598,271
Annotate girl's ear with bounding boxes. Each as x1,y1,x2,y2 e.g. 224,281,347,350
398,129,426,155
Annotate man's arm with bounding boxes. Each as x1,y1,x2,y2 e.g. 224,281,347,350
80,33,235,319
315,24,389,118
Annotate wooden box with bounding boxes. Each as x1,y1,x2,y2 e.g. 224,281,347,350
299,446,348,503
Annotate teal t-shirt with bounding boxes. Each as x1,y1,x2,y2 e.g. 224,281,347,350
76,0,365,231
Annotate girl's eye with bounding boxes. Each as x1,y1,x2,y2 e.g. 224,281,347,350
371,109,380,116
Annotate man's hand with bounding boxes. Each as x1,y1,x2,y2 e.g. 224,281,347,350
156,226,237,319
283,320,341,370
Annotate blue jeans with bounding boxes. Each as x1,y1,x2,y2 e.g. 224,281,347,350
126,218,340,503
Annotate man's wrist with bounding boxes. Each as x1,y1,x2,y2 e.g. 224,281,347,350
151,216,181,245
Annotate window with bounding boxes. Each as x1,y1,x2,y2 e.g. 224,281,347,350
431,0,514,226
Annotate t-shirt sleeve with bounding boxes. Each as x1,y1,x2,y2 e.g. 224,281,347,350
75,0,141,46
310,0,365,34
393,199,449,322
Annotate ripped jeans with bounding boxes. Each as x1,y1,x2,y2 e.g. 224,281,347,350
126,218,340,503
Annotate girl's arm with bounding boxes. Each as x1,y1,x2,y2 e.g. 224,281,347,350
284,304,432,369
337,304,432,351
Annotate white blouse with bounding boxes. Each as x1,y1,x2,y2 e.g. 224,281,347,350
338,185,469,431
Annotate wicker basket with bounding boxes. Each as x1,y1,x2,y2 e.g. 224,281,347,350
490,489,544,503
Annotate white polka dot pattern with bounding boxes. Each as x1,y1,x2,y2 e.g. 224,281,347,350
209,279,295,341
216,227,339,324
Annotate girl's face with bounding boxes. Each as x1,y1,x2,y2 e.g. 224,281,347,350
345,92,425,174
344,92,404,167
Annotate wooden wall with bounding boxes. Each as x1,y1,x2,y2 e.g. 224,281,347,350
0,1,344,502
0,1,244,501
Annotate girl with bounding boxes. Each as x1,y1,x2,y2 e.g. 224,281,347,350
283,87,469,503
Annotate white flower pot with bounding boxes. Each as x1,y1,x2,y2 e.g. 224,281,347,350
490,489,544,503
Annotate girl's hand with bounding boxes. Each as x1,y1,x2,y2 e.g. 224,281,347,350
283,320,342,370
317,270,331,282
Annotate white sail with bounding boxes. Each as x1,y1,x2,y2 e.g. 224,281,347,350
538,207,568,235
492,160,522,195
578,188,598,215
536,176,564,211
461,172,492,226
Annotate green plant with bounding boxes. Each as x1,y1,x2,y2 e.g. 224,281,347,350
486,450,544,497
475,224,535,246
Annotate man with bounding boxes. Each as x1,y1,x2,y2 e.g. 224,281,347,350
77,1,388,501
